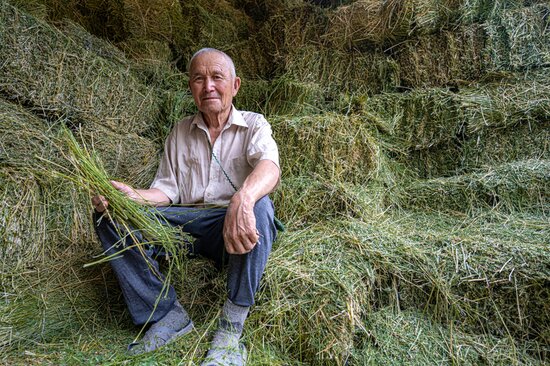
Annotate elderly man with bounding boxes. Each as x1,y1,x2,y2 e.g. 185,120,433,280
91,47,280,365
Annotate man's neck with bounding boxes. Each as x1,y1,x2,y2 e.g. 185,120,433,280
202,108,232,145
202,108,231,130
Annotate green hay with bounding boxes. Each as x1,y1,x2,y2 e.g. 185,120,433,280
459,69,550,132
283,45,400,97
0,170,46,267
339,210,549,346
179,1,253,52
483,3,550,71
272,175,388,227
120,0,189,51
462,121,550,170
272,113,380,183
459,0,549,24
258,3,328,63
250,226,374,365
237,77,325,116
360,89,462,150
324,0,462,49
0,98,59,169
397,159,550,213
352,307,544,365
0,2,158,134
75,123,160,188
391,25,486,88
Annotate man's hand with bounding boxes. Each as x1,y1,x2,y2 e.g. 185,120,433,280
223,191,259,254
91,181,138,212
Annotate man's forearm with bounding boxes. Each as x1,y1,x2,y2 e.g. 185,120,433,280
233,159,280,205
133,188,172,206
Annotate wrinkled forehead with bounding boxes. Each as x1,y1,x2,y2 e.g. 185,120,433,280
189,51,233,76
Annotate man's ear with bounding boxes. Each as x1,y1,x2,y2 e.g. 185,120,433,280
233,76,241,96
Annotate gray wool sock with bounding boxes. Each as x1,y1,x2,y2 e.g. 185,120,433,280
153,299,190,331
210,299,249,349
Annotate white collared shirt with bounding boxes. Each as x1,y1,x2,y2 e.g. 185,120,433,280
150,107,280,205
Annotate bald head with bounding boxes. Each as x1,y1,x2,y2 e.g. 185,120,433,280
189,48,236,78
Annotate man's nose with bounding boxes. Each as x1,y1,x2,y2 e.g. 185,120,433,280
204,78,215,92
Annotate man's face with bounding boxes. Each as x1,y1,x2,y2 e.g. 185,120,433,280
189,52,240,119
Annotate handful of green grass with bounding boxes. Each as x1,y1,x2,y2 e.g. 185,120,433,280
54,126,188,331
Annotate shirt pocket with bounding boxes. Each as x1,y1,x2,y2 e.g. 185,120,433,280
225,155,250,189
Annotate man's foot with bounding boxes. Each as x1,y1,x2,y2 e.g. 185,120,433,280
200,343,247,366
128,301,193,355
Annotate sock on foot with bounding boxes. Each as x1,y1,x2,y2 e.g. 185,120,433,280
210,299,249,349
153,299,190,331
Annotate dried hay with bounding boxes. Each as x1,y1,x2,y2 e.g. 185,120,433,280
458,69,550,132
272,113,380,183
339,210,549,348
324,0,462,50
483,3,550,71
251,225,374,364
0,98,59,169
179,1,253,52
397,159,550,213
0,2,159,134
458,0,549,24
391,25,486,88
360,89,462,150
0,170,46,267
75,123,160,188
462,121,550,170
257,3,329,63
353,307,544,364
272,175,388,227
283,45,400,97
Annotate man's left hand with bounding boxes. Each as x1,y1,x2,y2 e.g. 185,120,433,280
223,191,259,254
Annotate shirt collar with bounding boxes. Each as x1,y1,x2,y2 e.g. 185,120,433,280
191,106,248,131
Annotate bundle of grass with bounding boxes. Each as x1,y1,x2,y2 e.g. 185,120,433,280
0,2,158,134
179,1,253,54
257,3,329,65
282,45,399,98
458,69,550,132
324,0,462,50
0,99,60,169
351,307,544,365
237,76,325,116
396,159,550,213
249,225,375,365
0,169,47,267
458,0,549,24
391,25,486,88
462,121,550,170
360,89,462,150
272,175,389,227
483,3,550,71
338,210,549,349
272,113,379,184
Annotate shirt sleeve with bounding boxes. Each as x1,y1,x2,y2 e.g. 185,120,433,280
150,127,180,204
247,115,280,171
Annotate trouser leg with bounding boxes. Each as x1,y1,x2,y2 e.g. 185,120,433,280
154,197,277,307
93,196,277,323
226,196,277,307
93,211,177,325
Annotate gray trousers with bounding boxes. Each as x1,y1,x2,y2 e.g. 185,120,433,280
93,196,277,325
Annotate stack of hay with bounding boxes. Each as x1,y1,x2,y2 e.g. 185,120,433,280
1,1,548,365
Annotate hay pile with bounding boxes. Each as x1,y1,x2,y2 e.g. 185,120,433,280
1,1,549,365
